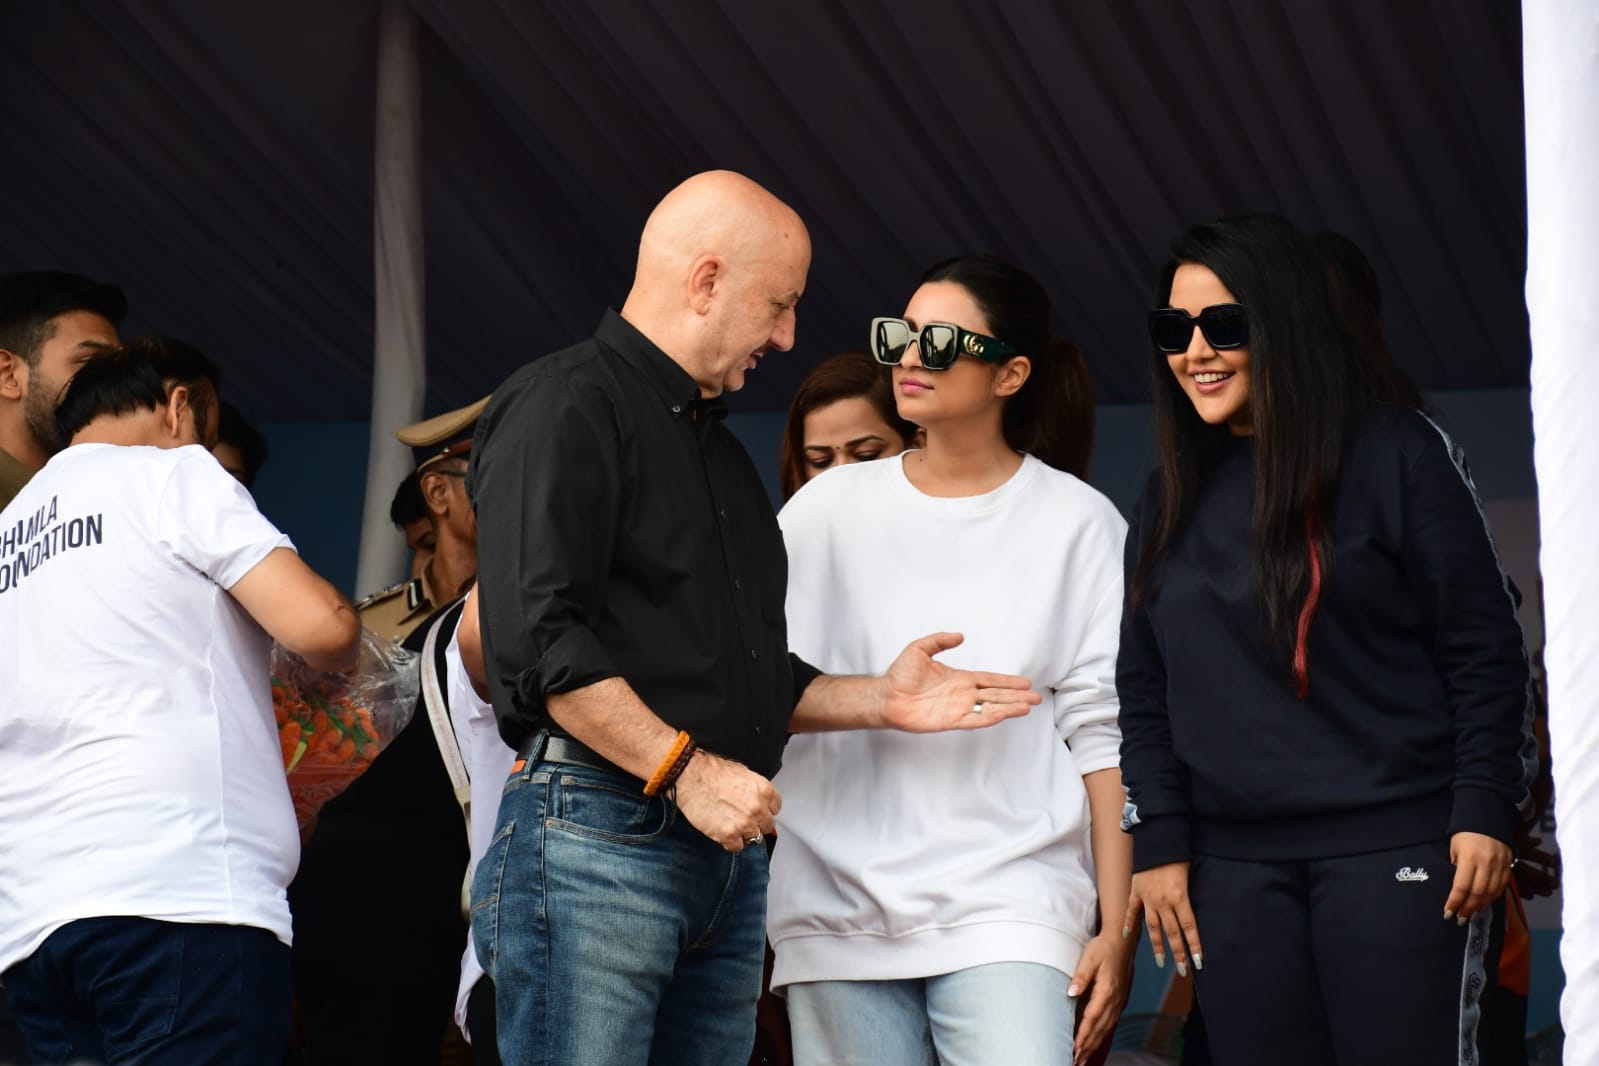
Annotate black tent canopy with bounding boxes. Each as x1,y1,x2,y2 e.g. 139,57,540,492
1,0,1530,421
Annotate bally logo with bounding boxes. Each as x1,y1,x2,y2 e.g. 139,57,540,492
1395,867,1430,883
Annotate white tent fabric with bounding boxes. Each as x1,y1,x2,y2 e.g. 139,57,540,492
1524,1,1599,1059
359,0,427,595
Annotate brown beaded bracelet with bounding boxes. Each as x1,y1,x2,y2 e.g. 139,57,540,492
658,742,699,794
643,731,693,796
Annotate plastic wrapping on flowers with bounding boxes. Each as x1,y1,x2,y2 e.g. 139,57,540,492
271,628,419,827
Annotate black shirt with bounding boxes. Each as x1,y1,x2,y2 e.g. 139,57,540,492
467,310,818,777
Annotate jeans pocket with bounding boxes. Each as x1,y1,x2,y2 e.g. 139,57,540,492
470,819,516,973
547,774,673,844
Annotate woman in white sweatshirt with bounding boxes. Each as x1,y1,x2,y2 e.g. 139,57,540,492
770,255,1134,1066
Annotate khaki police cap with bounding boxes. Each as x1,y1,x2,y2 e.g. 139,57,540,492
396,395,490,474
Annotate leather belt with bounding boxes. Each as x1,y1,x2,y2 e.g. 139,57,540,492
516,732,631,781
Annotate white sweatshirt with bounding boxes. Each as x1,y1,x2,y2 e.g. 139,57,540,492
768,452,1127,990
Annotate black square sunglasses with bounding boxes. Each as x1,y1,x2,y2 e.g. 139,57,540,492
1148,303,1249,354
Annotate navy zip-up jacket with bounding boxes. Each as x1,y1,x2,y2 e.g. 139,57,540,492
1117,406,1536,872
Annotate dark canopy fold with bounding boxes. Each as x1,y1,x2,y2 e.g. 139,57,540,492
0,0,1529,420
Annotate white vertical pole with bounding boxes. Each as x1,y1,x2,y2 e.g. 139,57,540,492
354,0,425,598
1524,2,1599,1060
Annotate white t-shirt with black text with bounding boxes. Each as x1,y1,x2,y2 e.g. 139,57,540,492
0,443,296,970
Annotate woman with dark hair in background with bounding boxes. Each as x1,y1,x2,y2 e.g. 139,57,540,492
1312,229,1424,411
769,255,1129,1066
1118,214,1535,1065
777,350,919,501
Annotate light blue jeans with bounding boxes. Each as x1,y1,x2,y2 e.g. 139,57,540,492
785,962,1075,1066
470,759,769,1066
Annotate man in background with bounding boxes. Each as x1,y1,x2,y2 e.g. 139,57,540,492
0,271,124,508
293,396,491,1064
357,396,487,642
391,469,435,579
213,399,272,490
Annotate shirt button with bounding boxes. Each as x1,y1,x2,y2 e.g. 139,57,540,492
749,649,759,660
671,404,682,414
733,579,743,590
719,508,728,521
754,726,763,736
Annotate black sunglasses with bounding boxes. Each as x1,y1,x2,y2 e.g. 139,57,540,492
870,317,1016,371
1147,303,1249,354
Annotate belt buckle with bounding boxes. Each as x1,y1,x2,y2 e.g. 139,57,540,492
512,730,551,774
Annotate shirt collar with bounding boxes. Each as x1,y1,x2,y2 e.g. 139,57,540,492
595,309,727,423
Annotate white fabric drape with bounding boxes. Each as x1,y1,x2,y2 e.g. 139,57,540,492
1524,2,1599,1059
355,0,427,597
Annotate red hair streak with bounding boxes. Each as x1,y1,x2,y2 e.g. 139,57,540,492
1293,510,1324,699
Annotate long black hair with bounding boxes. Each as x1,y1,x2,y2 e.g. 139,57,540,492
1133,214,1373,695
920,254,1095,478
1313,230,1424,410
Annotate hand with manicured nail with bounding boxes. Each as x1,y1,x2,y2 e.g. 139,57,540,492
1067,927,1136,1063
1124,861,1202,978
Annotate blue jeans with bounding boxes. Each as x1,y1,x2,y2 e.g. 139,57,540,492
785,962,1075,1066
3,916,290,1065
472,759,768,1066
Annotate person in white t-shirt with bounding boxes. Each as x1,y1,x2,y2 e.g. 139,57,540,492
0,338,360,1066
769,255,1135,1066
444,584,517,1058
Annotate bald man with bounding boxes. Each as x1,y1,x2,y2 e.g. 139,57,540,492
467,171,1039,1066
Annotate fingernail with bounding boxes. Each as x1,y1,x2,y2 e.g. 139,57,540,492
1457,914,1468,927
1121,926,1130,939
1067,983,1081,998
1193,954,1204,971
1154,953,1165,969
1176,961,1188,977
1442,909,1455,920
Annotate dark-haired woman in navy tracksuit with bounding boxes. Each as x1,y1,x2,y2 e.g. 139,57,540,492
1117,214,1535,1066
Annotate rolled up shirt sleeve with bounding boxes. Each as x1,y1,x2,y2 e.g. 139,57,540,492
468,373,624,733
1054,568,1125,778
788,653,822,711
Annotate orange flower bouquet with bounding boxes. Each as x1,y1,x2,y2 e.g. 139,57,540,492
271,629,418,827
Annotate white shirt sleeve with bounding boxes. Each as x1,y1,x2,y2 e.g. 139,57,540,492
1053,577,1124,775
1052,503,1127,776
445,623,516,1040
155,447,292,588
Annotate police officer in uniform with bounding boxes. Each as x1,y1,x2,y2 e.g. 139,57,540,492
293,395,495,1064
356,396,488,642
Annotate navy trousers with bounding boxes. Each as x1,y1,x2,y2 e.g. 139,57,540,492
3,916,290,1065
1188,839,1502,1066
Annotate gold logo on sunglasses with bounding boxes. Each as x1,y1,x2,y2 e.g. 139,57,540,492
963,334,984,355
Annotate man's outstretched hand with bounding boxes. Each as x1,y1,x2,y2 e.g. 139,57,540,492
881,632,1042,732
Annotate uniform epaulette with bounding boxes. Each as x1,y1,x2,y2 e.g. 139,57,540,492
355,577,423,612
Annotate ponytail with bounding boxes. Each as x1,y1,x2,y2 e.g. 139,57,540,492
1004,335,1094,479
